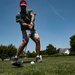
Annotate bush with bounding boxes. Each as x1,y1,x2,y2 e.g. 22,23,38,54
50,53,69,57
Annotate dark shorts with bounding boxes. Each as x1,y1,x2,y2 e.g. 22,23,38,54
22,30,40,41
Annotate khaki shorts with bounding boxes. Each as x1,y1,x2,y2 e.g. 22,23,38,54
22,30,39,41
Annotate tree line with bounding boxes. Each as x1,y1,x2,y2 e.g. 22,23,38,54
0,34,75,61
0,44,17,61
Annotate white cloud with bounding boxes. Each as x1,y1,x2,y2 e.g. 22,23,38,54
50,5,64,20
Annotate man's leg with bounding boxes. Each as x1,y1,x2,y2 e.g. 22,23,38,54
16,40,28,57
34,37,42,62
31,30,42,62
16,30,30,57
34,38,40,56
12,40,28,63
12,30,29,63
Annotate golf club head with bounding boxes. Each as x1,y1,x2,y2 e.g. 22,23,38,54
12,62,23,67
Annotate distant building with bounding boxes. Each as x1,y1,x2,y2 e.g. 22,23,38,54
59,48,70,55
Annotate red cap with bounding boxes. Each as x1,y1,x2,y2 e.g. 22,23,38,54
20,0,27,6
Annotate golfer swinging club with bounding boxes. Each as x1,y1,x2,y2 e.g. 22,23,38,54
12,0,42,65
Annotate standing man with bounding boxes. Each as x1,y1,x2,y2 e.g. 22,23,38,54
12,0,42,64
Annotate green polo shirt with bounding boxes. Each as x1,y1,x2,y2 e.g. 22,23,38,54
16,9,35,30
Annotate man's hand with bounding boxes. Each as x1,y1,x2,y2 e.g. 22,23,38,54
28,22,34,29
30,22,34,26
19,19,34,29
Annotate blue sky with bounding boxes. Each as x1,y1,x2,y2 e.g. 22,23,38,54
0,0,75,52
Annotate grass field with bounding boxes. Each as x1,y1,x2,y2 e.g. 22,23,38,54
0,56,75,75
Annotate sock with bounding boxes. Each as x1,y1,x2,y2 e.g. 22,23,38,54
15,56,18,58
36,55,40,57
40,55,42,60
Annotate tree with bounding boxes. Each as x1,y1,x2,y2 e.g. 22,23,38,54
0,44,17,61
40,50,47,55
46,44,56,55
70,35,75,55
7,44,17,59
56,48,60,53
31,51,36,57
26,50,31,57
0,45,8,61
26,50,36,57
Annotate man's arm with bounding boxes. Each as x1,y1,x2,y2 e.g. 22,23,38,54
19,19,29,27
29,13,35,29
30,13,35,23
19,19,33,29
16,12,35,29
16,13,30,29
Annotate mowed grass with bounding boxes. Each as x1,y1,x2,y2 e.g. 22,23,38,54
0,56,75,75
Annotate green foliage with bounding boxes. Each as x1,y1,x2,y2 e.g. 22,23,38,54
0,45,8,61
26,50,36,57
50,53,69,57
70,35,75,55
46,44,57,55
0,44,17,61
32,51,36,57
56,48,60,53
7,44,17,58
40,50,47,55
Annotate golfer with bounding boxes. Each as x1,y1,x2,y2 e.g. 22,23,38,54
12,0,42,64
